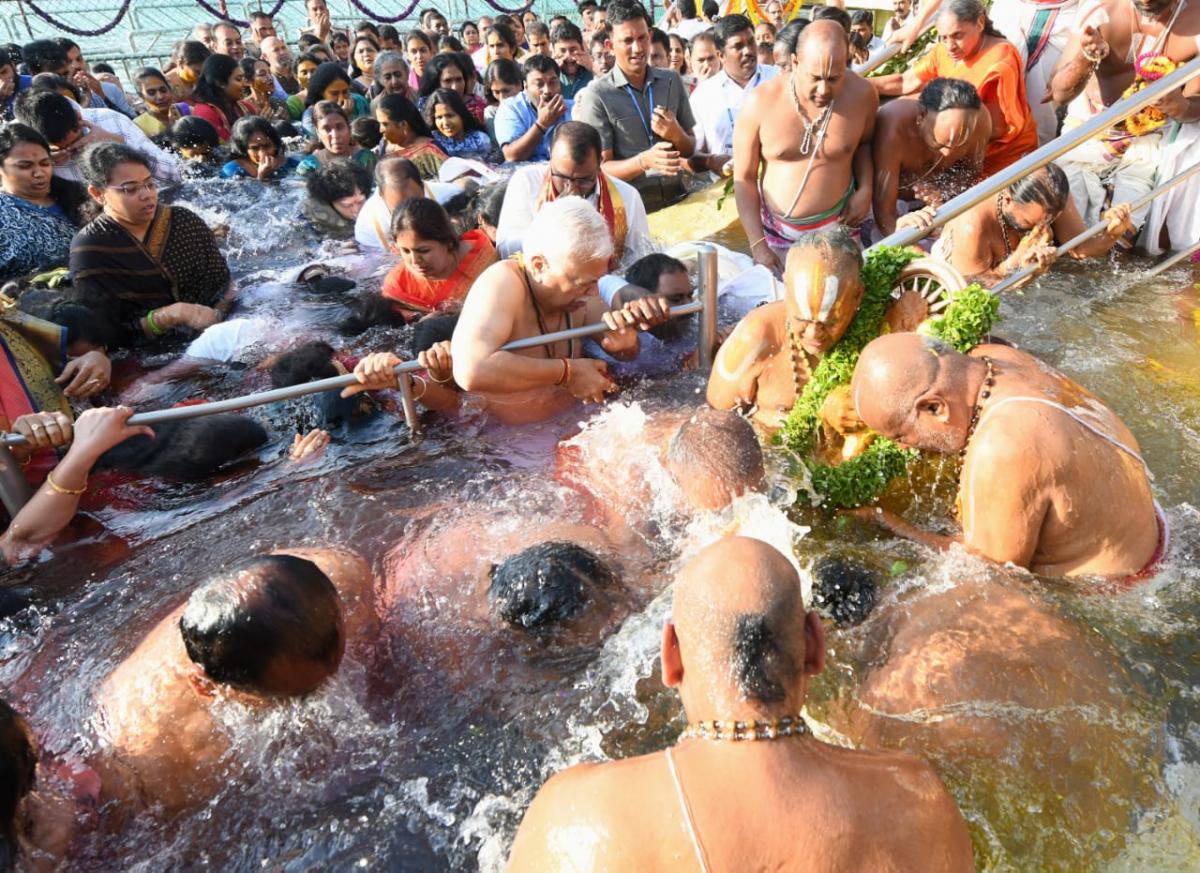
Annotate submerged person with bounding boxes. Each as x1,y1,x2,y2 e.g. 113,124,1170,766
380,197,497,316
296,101,377,176
354,156,457,251
851,332,1162,579
92,550,376,814
70,143,231,349
451,197,661,424
170,116,222,178
302,158,372,239
734,20,877,273
220,115,299,179
870,77,991,237
507,537,974,872
706,225,865,432
871,0,1039,176
373,93,447,179
903,162,1134,285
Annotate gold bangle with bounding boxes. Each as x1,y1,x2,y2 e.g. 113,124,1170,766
45,470,87,496
411,373,428,402
749,236,768,250
427,370,453,384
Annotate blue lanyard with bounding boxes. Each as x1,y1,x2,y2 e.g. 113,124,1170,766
624,80,656,146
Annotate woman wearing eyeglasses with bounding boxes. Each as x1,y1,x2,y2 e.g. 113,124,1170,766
69,142,231,349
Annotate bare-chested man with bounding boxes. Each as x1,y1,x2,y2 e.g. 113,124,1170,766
451,196,668,424
871,77,991,237
734,19,877,273
506,537,974,873
707,225,865,432
1049,0,1200,251
850,333,1163,579
92,549,376,813
903,162,1134,286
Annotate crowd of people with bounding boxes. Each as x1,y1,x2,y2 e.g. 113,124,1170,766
0,0,1196,867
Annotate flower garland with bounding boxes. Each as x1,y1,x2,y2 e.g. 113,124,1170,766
193,0,286,27
1122,53,1181,137
25,0,131,37
778,245,999,509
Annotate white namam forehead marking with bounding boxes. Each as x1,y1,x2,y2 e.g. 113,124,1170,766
818,275,840,321
792,268,814,319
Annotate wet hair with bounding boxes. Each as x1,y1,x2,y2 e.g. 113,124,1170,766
275,119,300,140
812,5,852,33
523,53,560,80
793,224,864,273
625,252,689,295
418,52,472,98
606,0,653,29
549,119,602,164
489,541,617,632
171,115,220,150
1008,162,1069,214
918,77,982,113
775,20,808,55
349,34,380,78
21,39,67,74
305,62,354,108
411,312,458,355
305,157,372,208
27,72,80,104
179,555,343,694
191,54,242,120
551,21,584,45
391,196,459,247
175,39,212,68
94,414,268,480
666,408,764,499
13,90,78,145
43,299,120,349
0,699,35,870
422,88,485,135
484,59,522,104
229,115,283,160
0,123,89,224
350,116,381,149
376,93,433,138
940,0,1006,38
77,142,153,189
486,22,519,53
465,182,506,232
811,557,878,626
269,340,337,386
731,612,789,703
714,14,754,50
338,295,409,334
374,155,420,191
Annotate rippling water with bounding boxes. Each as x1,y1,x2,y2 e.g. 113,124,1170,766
1,178,1198,870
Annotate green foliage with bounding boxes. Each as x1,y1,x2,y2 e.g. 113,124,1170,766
778,245,1000,510
868,28,938,77
716,175,735,211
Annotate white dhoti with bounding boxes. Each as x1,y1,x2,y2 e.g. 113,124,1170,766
990,0,1079,144
1059,130,1162,227
1141,121,1200,255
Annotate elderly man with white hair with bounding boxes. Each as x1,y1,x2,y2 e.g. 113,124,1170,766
451,196,670,423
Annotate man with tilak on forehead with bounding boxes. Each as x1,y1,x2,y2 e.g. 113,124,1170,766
706,225,865,433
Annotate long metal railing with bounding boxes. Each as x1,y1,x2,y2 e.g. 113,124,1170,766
1138,239,1200,282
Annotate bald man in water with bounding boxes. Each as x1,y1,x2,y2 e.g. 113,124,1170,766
506,537,973,872
734,20,877,273
850,333,1162,578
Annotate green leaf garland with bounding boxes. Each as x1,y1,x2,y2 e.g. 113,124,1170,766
777,245,998,509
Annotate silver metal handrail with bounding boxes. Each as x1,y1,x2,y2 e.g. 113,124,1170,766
870,54,1200,252
991,161,1200,293
1137,239,1200,282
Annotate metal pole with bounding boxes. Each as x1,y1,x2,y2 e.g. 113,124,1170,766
697,243,720,371
397,372,420,437
0,301,709,447
0,444,32,517
1137,240,1200,283
991,160,1200,293
870,54,1200,252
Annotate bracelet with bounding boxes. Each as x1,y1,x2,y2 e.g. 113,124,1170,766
533,120,547,134
411,373,427,402
1080,45,1105,65
555,357,570,387
45,470,87,496
748,236,768,250
427,369,453,384
146,308,165,337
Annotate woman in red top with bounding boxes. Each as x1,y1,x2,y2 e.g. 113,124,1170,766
381,197,497,316
189,55,258,143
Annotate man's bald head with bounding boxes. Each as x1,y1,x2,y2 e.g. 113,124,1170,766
666,538,821,714
852,333,978,453
791,20,849,108
795,19,849,60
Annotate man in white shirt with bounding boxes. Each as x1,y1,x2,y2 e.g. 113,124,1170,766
355,157,458,251
689,14,777,165
495,121,652,268
670,0,711,40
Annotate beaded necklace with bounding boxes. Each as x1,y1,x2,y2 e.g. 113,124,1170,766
788,78,833,157
680,714,809,742
956,355,995,496
995,193,1012,260
786,318,815,401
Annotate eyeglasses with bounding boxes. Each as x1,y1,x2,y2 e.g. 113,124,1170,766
550,168,597,193
107,178,158,196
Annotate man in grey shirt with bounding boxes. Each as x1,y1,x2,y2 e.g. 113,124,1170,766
574,0,696,212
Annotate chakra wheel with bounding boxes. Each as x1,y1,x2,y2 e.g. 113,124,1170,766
884,257,968,333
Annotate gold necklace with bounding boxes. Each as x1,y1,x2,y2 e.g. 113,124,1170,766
681,713,809,742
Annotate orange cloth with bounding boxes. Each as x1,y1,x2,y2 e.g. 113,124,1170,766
912,39,1038,175
381,229,497,312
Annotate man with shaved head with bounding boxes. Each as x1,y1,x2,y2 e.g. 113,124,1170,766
733,19,878,274
507,537,974,872
850,333,1162,579
706,224,867,433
